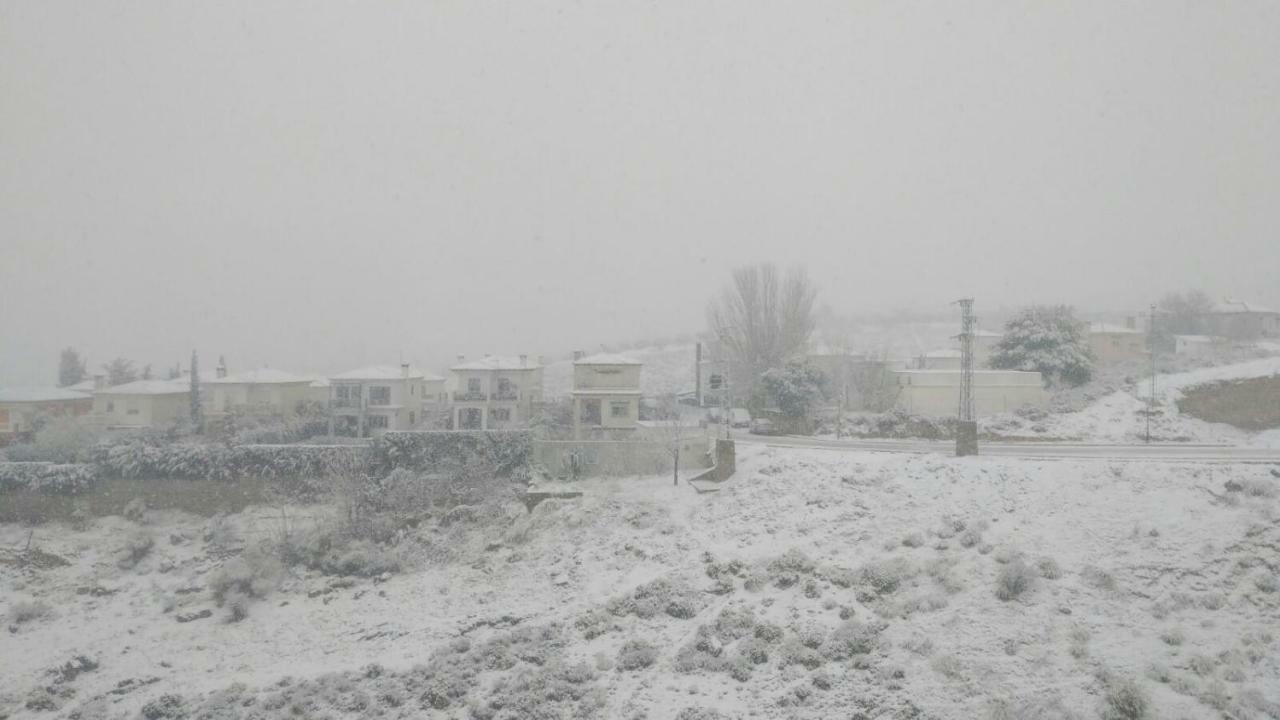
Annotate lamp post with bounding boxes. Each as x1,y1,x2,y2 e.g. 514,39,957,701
1147,303,1156,445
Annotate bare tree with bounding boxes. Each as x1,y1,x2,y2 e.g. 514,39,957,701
707,263,818,402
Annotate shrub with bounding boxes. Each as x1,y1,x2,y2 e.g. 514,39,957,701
209,549,280,608
767,548,816,588
607,577,703,620
575,609,619,640
1036,557,1062,580
902,532,925,548
858,557,913,596
1159,628,1184,646
9,599,51,625
1081,566,1118,591
930,654,964,679
0,462,99,495
712,606,756,642
616,639,659,671
123,498,148,523
1255,573,1278,594
117,530,154,570
996,558,1037,601
959,527,983,548
822,620,883,660
1101,675,1150,720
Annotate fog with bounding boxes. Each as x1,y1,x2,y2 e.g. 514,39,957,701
3,1,1279,383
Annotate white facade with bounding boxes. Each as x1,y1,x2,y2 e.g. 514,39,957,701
92,380,191,430
449,355,543,430
205,368,315,420
572,353,643,439
327,364,435,436
894,370,1048,418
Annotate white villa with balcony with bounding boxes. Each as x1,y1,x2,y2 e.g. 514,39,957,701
326,363,440,436
572,353,642,439
449,355,542,430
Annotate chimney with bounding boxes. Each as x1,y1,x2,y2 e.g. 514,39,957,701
519,354,528,367
401,362,410,378
537,355,546,366
573,350,584,361
1125,316,1136,330
456,354,465,363
215,356,228,379
93,374,106,391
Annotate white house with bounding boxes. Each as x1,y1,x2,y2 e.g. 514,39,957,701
327,364,437,436
449,355,542,430
205,368,315,420
1207,298,1280,340
0,387,94,440
571,353,643,439
93,379,191,430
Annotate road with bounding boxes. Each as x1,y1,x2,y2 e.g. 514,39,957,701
729,431,1280,463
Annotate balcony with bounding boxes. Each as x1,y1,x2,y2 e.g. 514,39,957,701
492,391,519,402
453,391,488,402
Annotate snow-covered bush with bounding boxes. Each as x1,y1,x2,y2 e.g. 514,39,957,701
996,558,1037,601
1101,675,1151,720
606,577,704,620
8,599,51,625
990,305,1094,387
116,530,154,570
0,462,100,495
370,430,532,479
615,638,659,671
209,549,281,618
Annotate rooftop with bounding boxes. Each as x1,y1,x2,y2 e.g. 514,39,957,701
1089,322,1141,335
573,353,642,366
0,387,95,403
1212,298,1279,315
207,368,313,385
96,379,191,396
330,365,441,382
451,356,540,371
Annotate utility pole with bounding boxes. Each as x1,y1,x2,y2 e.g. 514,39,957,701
1147,303,1156,444
955,298,978,456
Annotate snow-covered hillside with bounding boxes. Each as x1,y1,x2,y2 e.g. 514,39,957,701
4,446,1277,719
987,356,1280,446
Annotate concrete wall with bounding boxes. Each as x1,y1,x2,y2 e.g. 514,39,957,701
894,370,1048,418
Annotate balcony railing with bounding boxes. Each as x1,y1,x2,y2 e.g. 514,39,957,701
491,391,519,402
454,391,488,402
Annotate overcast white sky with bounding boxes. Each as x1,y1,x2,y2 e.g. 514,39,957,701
2,2,1278,384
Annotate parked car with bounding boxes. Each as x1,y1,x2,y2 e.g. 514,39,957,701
730,408,752,428
706,407,725,424
749,418,778,435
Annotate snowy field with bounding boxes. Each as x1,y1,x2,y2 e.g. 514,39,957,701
986,356,1280,447
3,444,1278,719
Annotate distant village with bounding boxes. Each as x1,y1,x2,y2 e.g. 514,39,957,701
1,294,1277,445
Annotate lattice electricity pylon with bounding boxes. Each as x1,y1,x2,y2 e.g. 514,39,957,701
956,298,976,423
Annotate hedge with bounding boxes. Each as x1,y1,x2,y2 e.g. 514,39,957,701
370,431,533,477
0,462,100,495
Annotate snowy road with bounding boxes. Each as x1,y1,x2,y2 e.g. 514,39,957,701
731,431,1280,462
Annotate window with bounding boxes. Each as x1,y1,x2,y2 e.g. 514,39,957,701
335,385,357,407
409,411,416,426
467,378,482,394
610,401,630,418
126,399,140,415
368,386,391,406
491,408,511,422
411,384,415,396
367,414,389,430
709,374,723,390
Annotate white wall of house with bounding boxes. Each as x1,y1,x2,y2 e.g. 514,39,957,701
93,390,189,429
894,370,1048,418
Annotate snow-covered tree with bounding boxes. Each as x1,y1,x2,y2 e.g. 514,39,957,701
58,347,88,387
760,361,827,418
102,357,138,386
989,306,1094,387
1153,289,1213,351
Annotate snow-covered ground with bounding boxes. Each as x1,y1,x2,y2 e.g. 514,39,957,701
986,356,1280,447
3,445,1278,719
543,344,698,399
